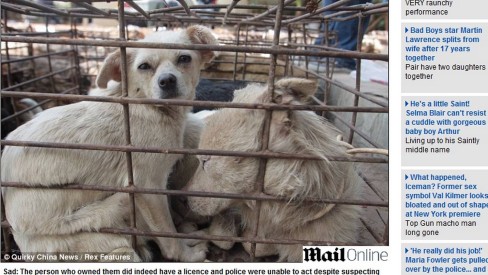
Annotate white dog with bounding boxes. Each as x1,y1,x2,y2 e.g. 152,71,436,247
1,25,218,262
186,78,362,262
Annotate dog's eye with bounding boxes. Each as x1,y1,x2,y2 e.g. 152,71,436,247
177,55,192,64
138,63,151,70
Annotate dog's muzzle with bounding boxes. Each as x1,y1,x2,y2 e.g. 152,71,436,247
158,73,178,98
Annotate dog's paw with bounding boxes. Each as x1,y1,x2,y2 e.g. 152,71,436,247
211,239,235,250
179,241,208,262
106,192,131,225
110,192,130,207
175,231,209,262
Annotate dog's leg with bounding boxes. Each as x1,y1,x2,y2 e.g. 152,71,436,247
31,192,129,235
168,113,203,191
135,194,207,262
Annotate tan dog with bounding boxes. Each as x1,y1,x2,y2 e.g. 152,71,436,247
186,78,362,262
1,25,218,262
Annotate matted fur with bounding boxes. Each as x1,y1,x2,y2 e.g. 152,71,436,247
1,25,218,262
187,78,362,262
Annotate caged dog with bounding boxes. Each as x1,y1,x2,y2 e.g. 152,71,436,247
1,25,218,262
186,78,362,262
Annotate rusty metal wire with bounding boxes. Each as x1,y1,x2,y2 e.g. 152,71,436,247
1,0,388,25
1,36,388,61
0,139,387,163
0,91,388,113
0,181,388,208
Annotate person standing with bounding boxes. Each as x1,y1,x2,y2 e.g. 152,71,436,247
315,0,372,71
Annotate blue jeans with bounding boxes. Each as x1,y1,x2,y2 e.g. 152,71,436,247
315,0,372,70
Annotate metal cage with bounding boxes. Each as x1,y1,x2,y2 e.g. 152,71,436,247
1,0,389,262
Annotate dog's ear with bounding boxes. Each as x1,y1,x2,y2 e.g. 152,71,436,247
96,50,122,89
186,25,219,64
269,78,317,136
272,78,317,104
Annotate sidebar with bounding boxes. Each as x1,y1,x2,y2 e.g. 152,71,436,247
401,1,488,274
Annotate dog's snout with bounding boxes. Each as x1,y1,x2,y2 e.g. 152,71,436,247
159,73,176,88
158,73,178,98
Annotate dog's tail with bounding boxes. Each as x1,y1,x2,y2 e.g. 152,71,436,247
16,98,43,122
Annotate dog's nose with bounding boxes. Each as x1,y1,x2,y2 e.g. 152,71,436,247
158,73,177,98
